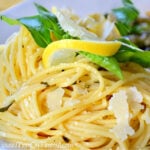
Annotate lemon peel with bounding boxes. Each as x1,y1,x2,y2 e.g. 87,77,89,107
42,39,121,68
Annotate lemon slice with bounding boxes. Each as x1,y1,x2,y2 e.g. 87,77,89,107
42,39,121,68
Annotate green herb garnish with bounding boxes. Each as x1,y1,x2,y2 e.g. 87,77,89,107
115,38,150,67
112,0,139,35
0,3,76,48
79,51,123,79
0,101,14,112
1,2,150,80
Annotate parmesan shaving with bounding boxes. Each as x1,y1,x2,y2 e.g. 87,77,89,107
126,87,144,115
108,90,135,141
64,98,80,107
72,85,88,95
108,87,144,141
54,9,100,41
79,13,120,40
47,88,64,111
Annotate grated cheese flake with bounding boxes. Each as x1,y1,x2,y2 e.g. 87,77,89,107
126,87,144,115
54,9,100,41
64,98,80,107
108,90,135,141
47,88,64,111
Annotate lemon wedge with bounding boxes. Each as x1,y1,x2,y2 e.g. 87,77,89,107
42,39,121,68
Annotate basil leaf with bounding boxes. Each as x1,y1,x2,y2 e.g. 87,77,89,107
34,3,64,39
18,15,51,47
115,21,131,36
117,38,142,52
79,51,123,79
0,101,14,112
115,49,150,68
112,0,139,35
34,3,77,41
115,38,150,67
0,15,20,25
113,7,138,25
122,0,132,5
1,3,76,48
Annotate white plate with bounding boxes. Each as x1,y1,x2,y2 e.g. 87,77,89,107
0,0,150,44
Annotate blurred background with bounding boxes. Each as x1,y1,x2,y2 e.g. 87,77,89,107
0,0,23,11
0,0,150,43
0,0,149,15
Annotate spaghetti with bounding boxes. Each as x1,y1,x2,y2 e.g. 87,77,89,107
0,11,150,150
